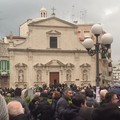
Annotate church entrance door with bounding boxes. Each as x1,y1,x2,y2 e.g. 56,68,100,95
49,72,59,85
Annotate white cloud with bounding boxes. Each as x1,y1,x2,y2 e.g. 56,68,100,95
105,9,113,16
104,7,119,16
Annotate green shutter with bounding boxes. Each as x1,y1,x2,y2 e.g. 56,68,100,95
7,61,10,74
7,61,10,70
0,61,1,74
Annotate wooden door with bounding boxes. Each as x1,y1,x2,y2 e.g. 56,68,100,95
49,72,59,84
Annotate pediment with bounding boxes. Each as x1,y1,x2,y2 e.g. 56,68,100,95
80,63,91,67
15,63,27,67
34,63,44,67
29,16,77,28
46,30,61,35
45,60,65,67
66,63,74,67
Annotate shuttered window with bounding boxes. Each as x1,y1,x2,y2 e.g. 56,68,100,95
0,60,10,75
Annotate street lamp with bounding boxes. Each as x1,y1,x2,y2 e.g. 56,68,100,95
82,24,113,102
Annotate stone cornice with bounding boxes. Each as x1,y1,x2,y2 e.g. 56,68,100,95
29,24,77,29
28,16,78,28
8,48,87,53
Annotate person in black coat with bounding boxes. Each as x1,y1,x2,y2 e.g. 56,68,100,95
92,103,120,120
51,91,61,120
58,92,87,120
28,95,40,120
12,88,30,117
62,104,84,120
92,91,120,120
12,114,28,120
36,92,54,120
72,93,93,120
56,88,73,120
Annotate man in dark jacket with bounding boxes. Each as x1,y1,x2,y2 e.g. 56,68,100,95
28,95,40,120
38,92,54,120
72,93,93,120
12,88,30,117
92,103,120,120
62,104,84,120
56,88,73,120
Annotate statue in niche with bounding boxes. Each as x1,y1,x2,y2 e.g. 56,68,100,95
83,70,88,81
37,70,42,82
18,70,24,82
66,70,71,81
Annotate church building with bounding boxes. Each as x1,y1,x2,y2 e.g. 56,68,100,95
1,7,112,88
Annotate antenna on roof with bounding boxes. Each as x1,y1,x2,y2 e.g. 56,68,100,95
71,5,75,22
80,10,87,24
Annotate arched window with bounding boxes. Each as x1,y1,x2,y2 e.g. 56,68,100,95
44,12,46,17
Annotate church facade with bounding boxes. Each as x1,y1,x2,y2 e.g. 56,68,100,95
2,7,112,88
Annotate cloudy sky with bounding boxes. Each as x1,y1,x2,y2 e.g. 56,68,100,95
0,0,120,64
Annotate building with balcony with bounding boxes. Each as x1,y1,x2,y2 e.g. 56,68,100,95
0,40,9,88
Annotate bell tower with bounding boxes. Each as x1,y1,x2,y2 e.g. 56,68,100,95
40,7,47,18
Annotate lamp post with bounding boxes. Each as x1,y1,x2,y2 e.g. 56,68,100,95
82,24,113,102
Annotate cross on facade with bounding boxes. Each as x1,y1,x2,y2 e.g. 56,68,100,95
51,7,56,15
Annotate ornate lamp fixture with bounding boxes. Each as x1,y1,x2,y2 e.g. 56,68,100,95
82,24,113,102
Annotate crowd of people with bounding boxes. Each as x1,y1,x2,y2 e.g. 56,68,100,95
0,83,120,120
